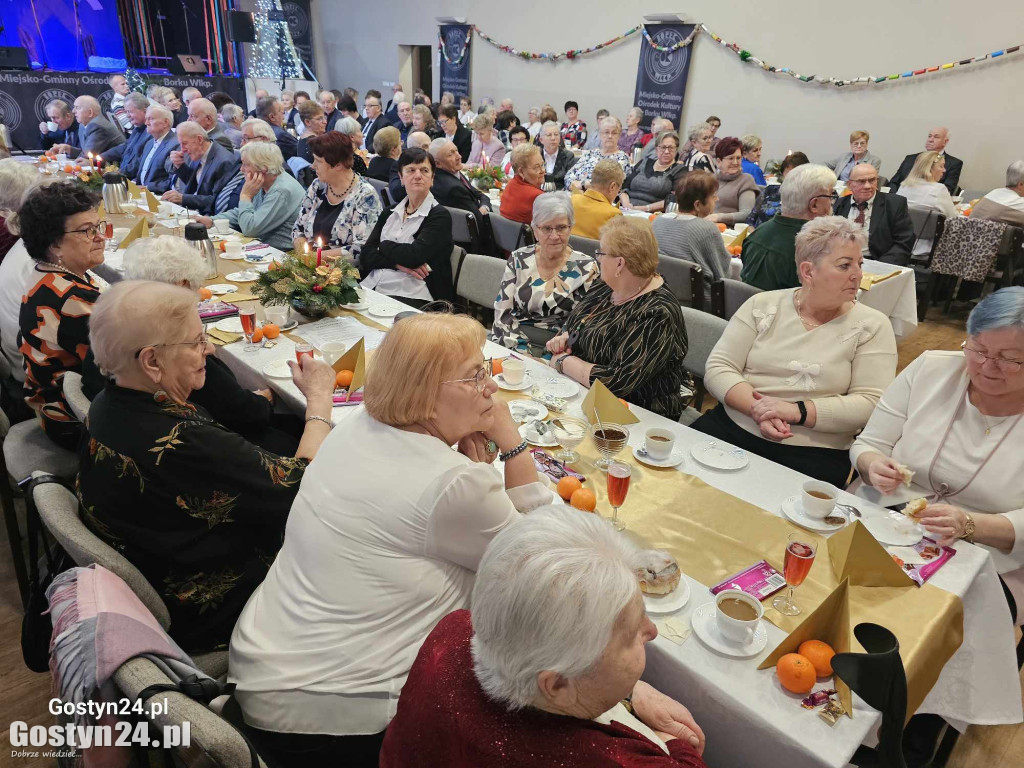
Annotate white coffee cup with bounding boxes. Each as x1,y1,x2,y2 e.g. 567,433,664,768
320,342,346,366
112,228,130,243
224,241,243,258
644,427,675,460
801,480,839,519
157,202,172,216
714,589,764,645
264,306,290,327
502,359,525,385
213,219,231,234
56,153,68,164
46,121,59,133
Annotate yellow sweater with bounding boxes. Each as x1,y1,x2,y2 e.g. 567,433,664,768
570,188,622,240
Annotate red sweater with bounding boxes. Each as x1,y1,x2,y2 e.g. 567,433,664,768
499,175,544,224
380,610,707,768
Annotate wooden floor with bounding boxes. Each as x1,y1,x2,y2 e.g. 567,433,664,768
0,307,1021,767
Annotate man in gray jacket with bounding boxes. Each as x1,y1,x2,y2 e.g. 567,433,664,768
48,96,126,158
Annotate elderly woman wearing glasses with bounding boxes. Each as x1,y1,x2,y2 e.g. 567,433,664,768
852,287,1024,624
619,130,685,214
77,280,337,653
826,130,882,182
563,117,631,193
229,313,551,768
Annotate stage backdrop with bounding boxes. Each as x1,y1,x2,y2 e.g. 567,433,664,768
282,0,316,76
0,71,245,153
438,24,472,99
13,0,128,72
632,23,696,129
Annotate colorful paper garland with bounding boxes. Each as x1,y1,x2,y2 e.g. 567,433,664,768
438,30,471,66
472,24,642,61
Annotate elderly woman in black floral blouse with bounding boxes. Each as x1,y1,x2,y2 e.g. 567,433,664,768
76,280,336,652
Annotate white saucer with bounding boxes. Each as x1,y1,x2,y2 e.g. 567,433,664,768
643,579,690,614
262,359,292,379
220,252,246,261
342,301,370,311
205,283,238,295
214,317,244,333
508,401,548,424
277,319,299,332
536,378,579,398
368,304,404,318
519,422,558,447
225,270,259,282
780,495,846,533
690,601,768,658
633,445,685,468
495,371,533,391
861,509,924,546
690,442,749,471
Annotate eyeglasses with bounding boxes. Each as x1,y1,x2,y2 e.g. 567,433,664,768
811,192,840,204
594,250,620,260
64,220,109,238
135,333,211,358
961,341,1024,372
442,367,490,392
535,224,571,236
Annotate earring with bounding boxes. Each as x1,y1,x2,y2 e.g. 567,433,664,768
153,390,169,404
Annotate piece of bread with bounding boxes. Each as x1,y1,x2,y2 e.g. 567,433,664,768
635,549,681,595
903,498,928,519
898,465,914,487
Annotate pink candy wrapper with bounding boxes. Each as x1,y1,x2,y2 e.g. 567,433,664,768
710,560,787,601
887,537,956,586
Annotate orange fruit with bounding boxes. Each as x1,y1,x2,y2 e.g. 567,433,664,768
490,357,503,375
570,488,597,512
218,240,227,253
250,327,264,343
776,653,816,694
557,476,583,501
618,398,630,409
262,323,281,339
335,369,354,388
716,222,728,232
798,640,836,677
198,287,213,300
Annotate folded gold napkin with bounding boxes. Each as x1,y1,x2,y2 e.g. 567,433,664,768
207,328,241,345
827,520,914,587
859,270,902,291
581,379,639,425
146,188,161,213
117,217,149,250
332,338,366,401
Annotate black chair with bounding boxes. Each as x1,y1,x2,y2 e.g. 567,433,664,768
657,254,705,312
905,205,945,268
568,234,599,259
444,205,482,253
365,177,394,209
710,277,763,320
831,623,908,768
488,211,530,258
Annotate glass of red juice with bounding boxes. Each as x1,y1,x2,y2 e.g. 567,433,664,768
239,308,257,352
295,343,314,364
772,533,816,616
607,461,631,532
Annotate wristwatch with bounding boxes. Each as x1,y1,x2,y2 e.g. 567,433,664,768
795,401,808,426
961,513,976,543
555,353,571,374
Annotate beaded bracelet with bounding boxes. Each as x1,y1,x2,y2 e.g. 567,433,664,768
499,440,529,462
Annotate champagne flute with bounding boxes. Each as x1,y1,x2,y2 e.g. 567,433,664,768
239,308,258,352
606,461,631,531
120,196,137,223
772,534,817,616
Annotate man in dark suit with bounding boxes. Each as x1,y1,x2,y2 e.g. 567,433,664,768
833,162,915,266
437,104,472,162
38,100,80,151
161,122,241,214
539,121,578,188
50,96,125,158
100,93,153,180
429,138,492,225
187,97,235,152
361,94,388,152
136,105,179,193
255,96,297,161
887,127,963,195
318,90,342,132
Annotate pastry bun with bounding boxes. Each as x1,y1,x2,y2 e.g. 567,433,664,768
898,465,914,487
635,549,681,595
903,498,927,519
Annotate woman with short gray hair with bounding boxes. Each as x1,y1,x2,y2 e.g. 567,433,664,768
0,159,41,262
379,507,708,766
619,107,648,153
853,286,1024,625
681,122,716,173
492,191,598,351
563,116,630,192
695,214,897,486
467,112,505,169
335,115,369,173
740,134,766,185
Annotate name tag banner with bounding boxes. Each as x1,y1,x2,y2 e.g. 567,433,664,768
439,25,472,99
633,24,697,128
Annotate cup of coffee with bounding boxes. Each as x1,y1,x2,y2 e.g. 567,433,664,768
47,121,59,133
320,342,346,366
714,589,764,645
224,242,243,258
644,427,676,460
213,219,232,234
801,480,839,519
264,306,290,327
502,359,525,385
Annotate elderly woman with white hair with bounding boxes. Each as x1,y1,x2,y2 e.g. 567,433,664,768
335,115,370,174
466,113,506,170
493,193,599,352
972,160,1024,227
380,507,708,767
563,116,630,192
498,143,545,224
195,142,305,250
694,216,897,486
619,107,650,153
77,280,336,652
681,123,716,174
229,312,550,768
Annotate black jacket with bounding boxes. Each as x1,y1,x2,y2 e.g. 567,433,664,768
543,147,578,188
40,119,81,151
362,115,388,150
888,152,963,195
367,155,396,183
100,125,152,180
431,168,491,229
833,192,915,266
271,124,298,161
358,203,455,301
447,124,473,162
388,162,405,204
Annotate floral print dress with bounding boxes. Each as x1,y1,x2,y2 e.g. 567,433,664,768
77,385,309,652
563,149,631,191
290,177,382,259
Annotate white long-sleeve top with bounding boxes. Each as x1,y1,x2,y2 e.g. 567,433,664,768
850,351,1024,572
703,288,897,450
229,407,552,735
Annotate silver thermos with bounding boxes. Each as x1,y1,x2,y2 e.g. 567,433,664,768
101,173,130,214
184,222,220,280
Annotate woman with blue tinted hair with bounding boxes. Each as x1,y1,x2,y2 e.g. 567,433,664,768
851,286,1024,625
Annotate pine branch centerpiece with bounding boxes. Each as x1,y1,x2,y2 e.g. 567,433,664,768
253,252,361,317
466,163,507,191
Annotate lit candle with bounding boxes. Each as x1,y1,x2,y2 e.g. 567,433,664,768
87,151,94,170
95,155,103,169
303,241,310,265
481,151,488,169
316,237,323,267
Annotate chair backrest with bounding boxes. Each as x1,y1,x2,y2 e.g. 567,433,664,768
62,371,91,422
710,278,762,320
657,254,705,311
489,211,528,256
906,204,944,249
449,245,467,292
444,205,480,249
32,478,171,629
568,234,599,258
365,176,393,208
679,306,728,380
454,251,506,309
286,156,310,176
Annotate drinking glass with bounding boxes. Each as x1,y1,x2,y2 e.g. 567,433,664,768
590,423,629,471
239,308,258,352
295,343,314,363
176,209,191,236
606,461,631,531
120,197,137,222
551,416,587,465
772,533,817,616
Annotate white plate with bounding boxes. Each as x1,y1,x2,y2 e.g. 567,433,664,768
225,270,259,283
690,442,749,471
780,495,846,533
690,601,768,658
508,401,548,424
205,283,238,295
536,378,579,398
342,301,370,311
214,317,244,333
368,304,405,318
494,371,533,391
519,422,558,447
220,251,246,261
278,319,298,332
643,579,691,614
633,445,685,468
262,359,293,379
861,509,924,546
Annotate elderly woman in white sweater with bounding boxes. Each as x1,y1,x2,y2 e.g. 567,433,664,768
692,216,897,486
851,287,1024,625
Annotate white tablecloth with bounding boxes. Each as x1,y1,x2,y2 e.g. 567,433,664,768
213,289,1021,768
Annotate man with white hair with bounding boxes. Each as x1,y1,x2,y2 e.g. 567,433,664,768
741,164,838,291
318,89,341,132
392,101,414,146
971,160,1024,227
136,105,179,192
188,97,234,151
220,104,245,148
50,95,125,157
182,86,203,106
499,98,514,113
107,73,134,132
162,121,241,214
406,131,431,152
384,82,405,122
833,162,914,265
888,127,963,195
429,138,491,223
99,93,153,179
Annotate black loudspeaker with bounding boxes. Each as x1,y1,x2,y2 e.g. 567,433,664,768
228,11,257,43
0,47,30,71
168,54,206,75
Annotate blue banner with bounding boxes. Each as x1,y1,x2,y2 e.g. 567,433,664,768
633,24,696,129
12,0,127,72
438,24,472,99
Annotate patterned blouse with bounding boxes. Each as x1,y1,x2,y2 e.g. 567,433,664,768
563,149,631,191
560,120,588,149
491,246,599,350
561,282,689,420
682,150,716,174
77,385,309,652
290,177,382,258
19,266,99,447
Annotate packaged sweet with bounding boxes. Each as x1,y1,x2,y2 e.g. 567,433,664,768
710,560,786,601
887,537,956,586
818,699,846,726
800,689,837,709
